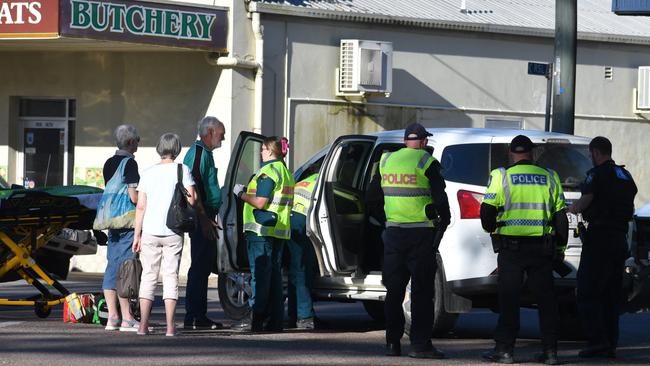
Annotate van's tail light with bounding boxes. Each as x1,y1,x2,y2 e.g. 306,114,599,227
457,190,483,219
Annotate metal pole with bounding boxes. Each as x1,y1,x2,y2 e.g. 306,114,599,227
545,63,553,132
552,0,577,134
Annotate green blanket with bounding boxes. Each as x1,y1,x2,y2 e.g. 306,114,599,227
0,185,103,200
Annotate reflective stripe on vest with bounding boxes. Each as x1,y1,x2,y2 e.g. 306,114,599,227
495,165,557,236
242,161,295,239
292,173,319,216
243,222,291,238
382,187,431,197
386,221,435,228
379,148,435,224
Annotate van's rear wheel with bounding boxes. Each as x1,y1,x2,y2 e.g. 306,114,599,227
403,263,458,337
217,272,252,320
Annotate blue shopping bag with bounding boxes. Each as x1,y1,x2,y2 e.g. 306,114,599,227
92,158,136,230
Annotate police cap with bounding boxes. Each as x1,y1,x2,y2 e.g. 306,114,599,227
404,123,433,140
510,135,535,153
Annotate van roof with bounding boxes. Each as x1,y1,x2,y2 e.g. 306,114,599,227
371,128,592,145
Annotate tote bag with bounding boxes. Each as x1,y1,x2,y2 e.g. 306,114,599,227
166,164,197,233
93,158,136,230
116,255,142,299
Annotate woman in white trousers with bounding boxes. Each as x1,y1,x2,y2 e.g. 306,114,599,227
132,133,196,336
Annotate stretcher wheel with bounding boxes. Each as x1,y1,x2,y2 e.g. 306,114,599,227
35,304,51,318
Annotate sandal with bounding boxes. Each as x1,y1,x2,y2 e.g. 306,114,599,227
105,317,121,331
119,319,140,332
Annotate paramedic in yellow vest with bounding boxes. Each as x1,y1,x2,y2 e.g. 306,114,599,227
480,135,568,365
233,136,295,332
287,172,319,329
366,123,450,359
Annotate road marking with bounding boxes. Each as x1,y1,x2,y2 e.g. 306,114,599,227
0,321,24,329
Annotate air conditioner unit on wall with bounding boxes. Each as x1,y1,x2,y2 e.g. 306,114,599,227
338,39,393,97
636,66,650,111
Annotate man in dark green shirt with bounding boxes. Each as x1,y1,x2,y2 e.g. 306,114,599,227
182,116,225,330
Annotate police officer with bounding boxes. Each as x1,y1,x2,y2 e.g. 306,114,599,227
568,136,637,359
366,123,450,359
480,135,568,365
233,136,295,332
287,172,319,329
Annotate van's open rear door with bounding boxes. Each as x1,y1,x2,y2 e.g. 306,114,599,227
217,132,265,273
307,135,376,276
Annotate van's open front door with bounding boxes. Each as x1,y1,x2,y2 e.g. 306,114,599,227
307,135,377,276
217,132,265,274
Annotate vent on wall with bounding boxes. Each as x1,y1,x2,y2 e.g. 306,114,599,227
605,66,613,80
637,66,650,110
338,39,393,97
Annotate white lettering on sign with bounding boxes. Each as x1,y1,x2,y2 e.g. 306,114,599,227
510,173,548,186
0,1,42,25
28,2,41,24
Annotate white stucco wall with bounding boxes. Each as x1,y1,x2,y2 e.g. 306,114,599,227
260,15,650,206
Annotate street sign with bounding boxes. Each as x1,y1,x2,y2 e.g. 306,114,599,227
528,62,550,77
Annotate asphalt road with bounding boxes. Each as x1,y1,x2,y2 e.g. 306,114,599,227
1,273,649,365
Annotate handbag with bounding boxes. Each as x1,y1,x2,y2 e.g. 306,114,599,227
166,164,198,233
93,158,136,230
116,255,142,299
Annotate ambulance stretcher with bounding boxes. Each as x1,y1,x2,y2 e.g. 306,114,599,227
0,187,100,317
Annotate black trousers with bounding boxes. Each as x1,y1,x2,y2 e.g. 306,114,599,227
382,227,436,351
495,243,558,352
577,226,628,348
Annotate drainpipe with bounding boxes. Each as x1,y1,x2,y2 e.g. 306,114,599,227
251,11,264,135
209,12,263,134
213,56,258,69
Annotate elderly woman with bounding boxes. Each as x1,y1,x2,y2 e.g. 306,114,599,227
233,137,295,332
102,124,141,332
132,133,196,336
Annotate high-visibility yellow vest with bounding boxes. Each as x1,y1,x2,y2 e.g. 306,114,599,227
243,161,295,239
483,164,566,237
292,173,319,216
379,148,435,227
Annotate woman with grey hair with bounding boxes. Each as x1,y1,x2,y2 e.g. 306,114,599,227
133,133,197,336
101,124,141,331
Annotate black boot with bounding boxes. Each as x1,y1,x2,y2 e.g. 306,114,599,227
234,312,264,332
408,347,445,359
481,348,514,364
385,343,401,356
578,343,614,358
535,349,559,365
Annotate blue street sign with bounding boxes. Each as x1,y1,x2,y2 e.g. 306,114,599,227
528,62,550,76
613,0,650,15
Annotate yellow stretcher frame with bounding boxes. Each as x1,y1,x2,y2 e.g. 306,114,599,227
0,192,92,318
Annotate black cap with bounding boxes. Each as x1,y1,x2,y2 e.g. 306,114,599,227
404,123,433,140
510,135,535,153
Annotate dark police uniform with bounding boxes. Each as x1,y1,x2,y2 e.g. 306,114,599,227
577,159,637,356
480,135,568,365
366,123,450,359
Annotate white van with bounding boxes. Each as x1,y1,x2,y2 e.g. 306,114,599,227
216,128,593,334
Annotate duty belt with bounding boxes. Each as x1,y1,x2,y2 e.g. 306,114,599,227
386,221,434,228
